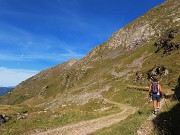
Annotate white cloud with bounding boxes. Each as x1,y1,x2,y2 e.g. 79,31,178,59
0,67,39,87
0,52,84,62
0,23,86,61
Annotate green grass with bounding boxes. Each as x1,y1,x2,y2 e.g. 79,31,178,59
150,99,180,135
0,51,179,134
1,39,179,134
90,34,180,135
0,98,122,135
0,1,179,134
171,34,180,44
92,103,152,135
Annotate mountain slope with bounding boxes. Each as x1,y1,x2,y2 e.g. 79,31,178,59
0,0,179,105
0,87,13,96
0,0,180,134
88,0,179,60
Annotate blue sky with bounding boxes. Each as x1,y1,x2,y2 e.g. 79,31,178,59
0,0,165,86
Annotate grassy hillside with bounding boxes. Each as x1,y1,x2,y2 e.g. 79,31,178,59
0,0,179,134
0,36,179,134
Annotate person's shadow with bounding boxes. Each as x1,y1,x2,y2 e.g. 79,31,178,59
153,76,180,135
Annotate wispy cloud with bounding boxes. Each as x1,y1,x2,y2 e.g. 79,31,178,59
0,23,86,62
0,52,85,62
0,67,39,87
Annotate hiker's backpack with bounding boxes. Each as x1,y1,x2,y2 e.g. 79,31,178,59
151,82,159,94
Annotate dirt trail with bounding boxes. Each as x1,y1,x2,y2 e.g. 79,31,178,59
31,99,137,135
137,98,166,135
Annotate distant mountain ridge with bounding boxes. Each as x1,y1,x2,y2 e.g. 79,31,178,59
0,0,179,134
0,87,13,96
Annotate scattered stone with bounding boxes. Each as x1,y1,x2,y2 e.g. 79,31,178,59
0,114,12,125
4,115,11,121
62,104,66,107
0,114,6,124
17,113,28,120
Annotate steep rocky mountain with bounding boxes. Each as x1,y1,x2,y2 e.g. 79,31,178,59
88,0,179,60
1,0,179,105
0,0,179,134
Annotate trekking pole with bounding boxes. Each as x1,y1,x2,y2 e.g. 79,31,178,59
164,98,170,111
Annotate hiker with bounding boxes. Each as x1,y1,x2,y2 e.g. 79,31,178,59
148,78,164,115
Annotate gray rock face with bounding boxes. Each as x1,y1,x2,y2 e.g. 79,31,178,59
155,29,180,54
88,0,180,59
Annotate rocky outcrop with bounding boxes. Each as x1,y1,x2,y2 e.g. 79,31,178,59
0,114,11,125
0,114,6,124
133,65,170,85
88,0,180,59
155,29,180,54
147,66,169,79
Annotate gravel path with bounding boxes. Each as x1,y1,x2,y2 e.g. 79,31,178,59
137,98,166,135
31,99,137,135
